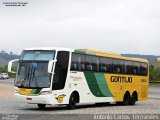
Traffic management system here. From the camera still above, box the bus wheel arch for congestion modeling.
[67,91,80,109]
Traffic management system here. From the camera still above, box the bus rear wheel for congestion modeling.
[129,92,137,105]
[117,92,130,105]
[37,104,46,109]
[123,92,130,105]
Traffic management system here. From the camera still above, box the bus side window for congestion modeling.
[80,64,85,70]
[71,53,86,71]
[71,62,77,70]
[140,63,148,76]
[79,54,85,71]
[86,55,99,72]
[124,61,133,74]
[100,65,107,72]
[113,59,123,74]
[71,54,79,71]
[86,64,93,71]
[99,57,112,73]
[133,62,140,75]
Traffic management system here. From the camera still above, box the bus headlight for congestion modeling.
[14,89,19,94]
[40,91,51,95]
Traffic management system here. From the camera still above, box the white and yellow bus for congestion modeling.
[8,47,149,109]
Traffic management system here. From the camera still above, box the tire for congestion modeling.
[123,92,130,105]
[129,92,137,105]
[117,92,130,105]
[67,93,77,109]
[37,104,46,109]
[116,102,123,105]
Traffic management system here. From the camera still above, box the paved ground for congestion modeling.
[0,79,160,115]
[149,86,160,100]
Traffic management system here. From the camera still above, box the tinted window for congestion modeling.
[71,54,85,71]
[53,51,69,90]
[124,61,133,74]
[99,57,112,73]
[140,63,148,76]
[86,55,99,71]
[71,53,85,71]
[71,53,148,76]
[113,59,123,74]
[71,54,78,70]
[133,62,140,75]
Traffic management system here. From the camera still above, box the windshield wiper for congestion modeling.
[31,68,35,81]
[32,68,39,87]
[27,67,30,81]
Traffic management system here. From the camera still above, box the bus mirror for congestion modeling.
[8,59,19,73]
[48,60,56,73]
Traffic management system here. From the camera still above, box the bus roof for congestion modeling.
[24,47,74,52]
[75,49,148,63]
[23,47,148,63]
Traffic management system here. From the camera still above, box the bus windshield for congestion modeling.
[15,50,55,88]
[20,50,54,61]
[15,62,52,88]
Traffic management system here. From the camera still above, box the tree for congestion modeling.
[149,65,155,81]
[155,67,160,81]
[0,65,7,73]
[149,64,160,81]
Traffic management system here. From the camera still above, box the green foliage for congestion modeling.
[11,66,17,72]
[0,65,16,78]
[149,64,160,81]
[0,65,8,73]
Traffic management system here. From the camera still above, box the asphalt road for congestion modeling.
[0,79,160,115]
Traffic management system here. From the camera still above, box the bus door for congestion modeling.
[52,51,69,90]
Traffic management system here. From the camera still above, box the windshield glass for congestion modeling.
[15,62,51,88]
[20,50,54,61]
[15,50,55,88]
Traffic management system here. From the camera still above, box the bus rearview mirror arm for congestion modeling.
[8,59,19,73]
[48,60,57,73]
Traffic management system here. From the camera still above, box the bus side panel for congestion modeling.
[68,72,115,104]
[104,74,149,102]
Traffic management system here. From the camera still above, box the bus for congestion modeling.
[8,47,149,109]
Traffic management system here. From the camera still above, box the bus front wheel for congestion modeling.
[67,93,77,109]
[37,104,46,109]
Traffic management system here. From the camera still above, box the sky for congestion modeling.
[0,0,160,55]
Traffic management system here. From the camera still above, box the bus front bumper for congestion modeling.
[14,93,54,105]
